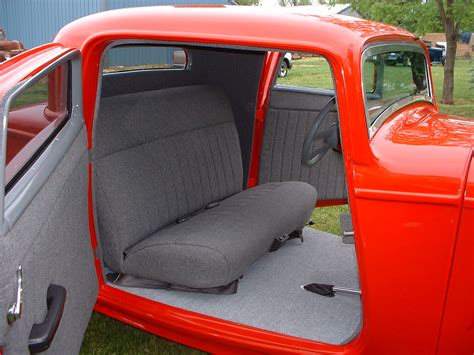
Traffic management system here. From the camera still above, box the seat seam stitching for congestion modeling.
[190,134,206,207]
[95,121,234,161]
[213,126,229,197]
[171,138,190,214]
[95,166,123,268]
[269,113,278,182]
[151,146,171,223]
[222,126,237,195]
[205,128,221,199]
[290,111,298,180]
[279,110,289,182]
[195,131,212,204]
[180,136,199,211]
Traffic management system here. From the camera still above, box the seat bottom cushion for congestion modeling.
[122,181,317,289]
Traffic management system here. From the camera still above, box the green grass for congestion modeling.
[10,79,48,109]
[80,313,204,355]
[310,205,350,235]
[431,59,474,118]
[80,56,473,354]
[278,56,334,89]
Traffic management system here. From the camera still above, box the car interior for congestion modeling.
[92,44,361,345]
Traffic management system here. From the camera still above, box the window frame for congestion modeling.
[273,51,336,92]
[0,50,82,235]
[361,43,433,138]
[5,62,72,191]
[102,43,192,75]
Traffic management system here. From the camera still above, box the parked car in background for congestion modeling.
[428,47,445,65]
[278,52,293,77]
[384,52,409,66]
[0,29,25,62]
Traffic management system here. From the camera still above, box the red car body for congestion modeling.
[1,6,473,354]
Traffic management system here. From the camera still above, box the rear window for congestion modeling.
[103,45,188,73]
[363,47,430,130]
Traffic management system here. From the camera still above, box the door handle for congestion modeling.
[28,284,66,353]
[7,265,23,324]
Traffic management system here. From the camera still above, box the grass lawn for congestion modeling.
[80,57,472,354]
[10,78,48,109]
[431,59,474,118]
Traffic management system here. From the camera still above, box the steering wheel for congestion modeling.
[301,96,340,167]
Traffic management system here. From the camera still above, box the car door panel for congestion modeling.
[0,49,97,354]
[0,129,96,354]
[258,86,347,201]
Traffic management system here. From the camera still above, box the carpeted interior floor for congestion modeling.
[112,228,362,345]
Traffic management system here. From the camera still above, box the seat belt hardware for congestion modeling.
[289,229,303,243]
[269,234,289,252]
[269,229,304,252]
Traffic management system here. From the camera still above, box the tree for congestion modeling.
[435,0,472,104]
[279,0,311,6]
[328,0,474,104]
[234,0,260,5]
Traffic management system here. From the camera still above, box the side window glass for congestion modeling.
[276,52,334,90]
[6,63,69,186]
[363,49,429,127]
[363,59,377,94]
[103,45,188,73]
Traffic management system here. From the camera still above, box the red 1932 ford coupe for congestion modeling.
[0,6,472,354]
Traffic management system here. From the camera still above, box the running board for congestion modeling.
[301,283,361,297]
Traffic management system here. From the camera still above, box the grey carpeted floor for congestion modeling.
[112,228,361,344]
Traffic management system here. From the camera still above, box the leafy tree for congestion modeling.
[279,0,312,6]
[234,0,260,5]
[435,0,472,103]
[328,0,474,104]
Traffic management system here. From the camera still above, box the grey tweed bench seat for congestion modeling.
[93,85,317,291]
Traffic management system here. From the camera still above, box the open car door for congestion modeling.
[0,45,97,354]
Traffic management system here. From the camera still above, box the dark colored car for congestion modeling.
[384,52,409,66]
[0,29,25,62]
[428,47,445,65]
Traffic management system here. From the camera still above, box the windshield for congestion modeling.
[363,47,430,128]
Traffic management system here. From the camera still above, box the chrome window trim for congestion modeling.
[361,43,433,139]
[368,94,432,137]
[0,50,82,235]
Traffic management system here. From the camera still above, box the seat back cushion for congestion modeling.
[93,85,243,271]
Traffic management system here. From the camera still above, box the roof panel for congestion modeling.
[54,6,414,54]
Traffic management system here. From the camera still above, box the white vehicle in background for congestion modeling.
[436,41,447,57]
[278,52,293,77]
